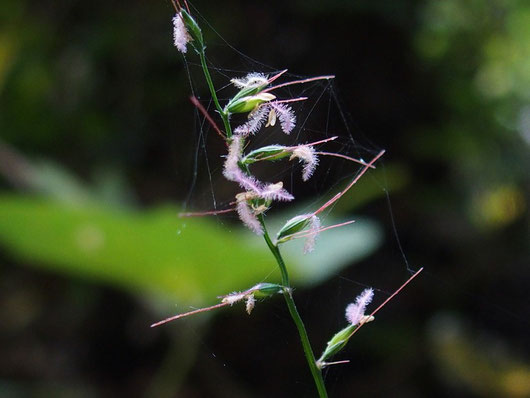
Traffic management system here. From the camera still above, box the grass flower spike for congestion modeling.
[345,288,374,326]
[153,5,423,397]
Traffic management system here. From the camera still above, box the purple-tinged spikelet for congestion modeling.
[236,199,263,235]
[345,288,374,326]
[303,215,321,253]
[270,102,296,134]
[291,145,319,181]
[172,13,191,54]
[224,136,294,202]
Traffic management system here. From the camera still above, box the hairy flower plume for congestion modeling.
[291,145,319,181]
[231,72,269,89]
[245,295,256,314]
[172,13,191,53]
[303,215,321,253]
[236,199,263,235]
[260,182,294,202]
[271,103,296,134]
[223,135,262,193]
[345,288,374,326]
[234,105,269,136]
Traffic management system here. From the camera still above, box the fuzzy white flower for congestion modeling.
[236,198,263,235]
[221,291,247,305]
[260,182,294,202]
[231,73,269,89]
[172,13,191,54]
[234,105,269,136]
[223,135,263,193]
[290,145,319,181]
[345,288,374,326]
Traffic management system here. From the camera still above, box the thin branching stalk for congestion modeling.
[197,51,233,137]
[259,214,328,398]
[163,9,422,397]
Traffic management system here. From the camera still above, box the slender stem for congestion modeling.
[258,215,328,398]
[197,50,233,138]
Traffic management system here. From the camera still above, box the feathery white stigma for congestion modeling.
[303,215,321,253]
[231,73,269,89]
[236,199,263,235]
[260,182,294,202]
[172,13,191,54]
[223,136,263,193]
[234,105,269,136]
[245,295,256,314]
[270,103,296,134]
[345,288,374,326]
[221,291,247,305]
[291,145,319,181]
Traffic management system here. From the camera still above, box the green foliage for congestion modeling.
[415,0,530,230]
[0,193,382,303]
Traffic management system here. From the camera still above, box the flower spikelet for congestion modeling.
[345,288,374,326]
[224,136,294,202]
[270,102,296,134]
[290,145,319,181]
[236,199,263,235]
[234,105,269,136]
[303,215,321,253]
[172,13,191,54]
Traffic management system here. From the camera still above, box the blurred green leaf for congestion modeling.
[0,194,271,304]
[0,194,381,305]
[27,159,97,205]
[282,216,381,285]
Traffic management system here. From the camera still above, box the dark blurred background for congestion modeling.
[1,0,529,397]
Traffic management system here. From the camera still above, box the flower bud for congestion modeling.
[276,214,313,243]
[251,283,284,298]
[317,324,356,367]
[242,145,289,165]
[229,76,269,106]
[225,93,276,114]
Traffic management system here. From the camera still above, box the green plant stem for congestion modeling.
[258,214,328,398]
[197,50,233,138]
